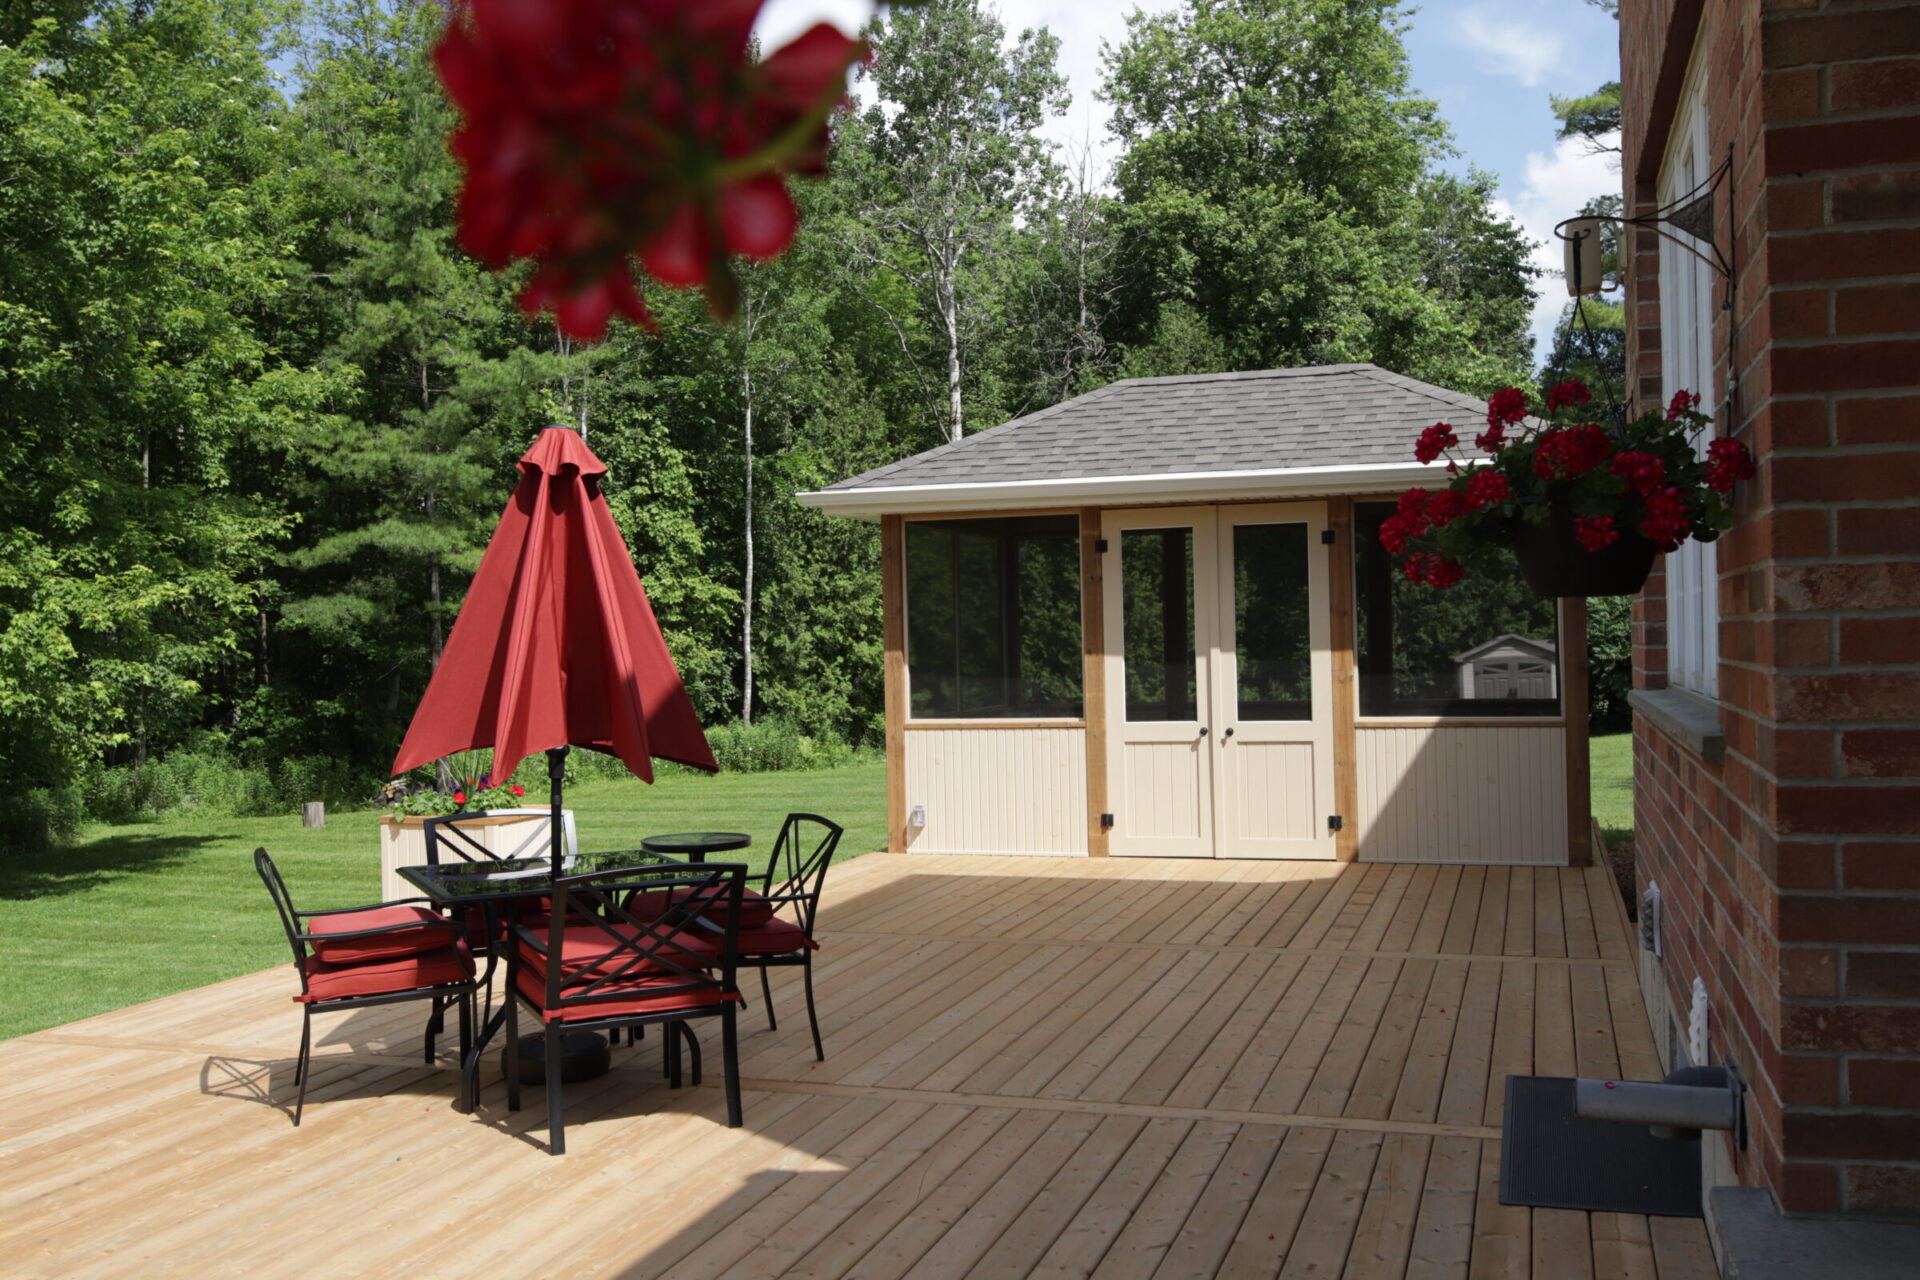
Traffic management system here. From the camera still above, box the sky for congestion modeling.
[754,0,1624,366]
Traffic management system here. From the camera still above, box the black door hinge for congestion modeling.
[1327,814,1344,832]
[1321,528,1336,544]
[1095,538,1110,553]
[1100,812,1115,829]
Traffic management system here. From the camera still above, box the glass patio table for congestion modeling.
[399,850,687,1109]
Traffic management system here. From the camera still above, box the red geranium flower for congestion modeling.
[1414,422,1458,465]
[1486,387,1529,427]
[1466,468,1510,509]
[435,0,867,339]
[1640,486,1692,551]
[509,784,525,797]
[1610,449,1666,494]
[452,790,468,806]
[1532,423,1611,481]
[1545,379,1593,411]
[1666,389,1702,420]
[1425,489,1471,529]
[1476,422,1510,454]
[1705,437,1755,491]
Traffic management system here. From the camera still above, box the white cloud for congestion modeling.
[1491,132,1623,359]
[754,0,872,50]
[1450,3,1568,89]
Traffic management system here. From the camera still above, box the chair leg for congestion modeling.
[721,1005,742,1129]
[504,998,522,1113]
[666,1021,682,1089]
[424,996,439,1065]
[803,953,824,1062]
[456,992,475,1112]
[545,1029,566,1156]
[681,1022,703,1087]
[293,1009,313,1127]
[759,964,777,1031]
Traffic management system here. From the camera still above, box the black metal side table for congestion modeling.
[639,832,751,864]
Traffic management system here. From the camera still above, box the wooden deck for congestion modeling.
[0,855,1718,1279]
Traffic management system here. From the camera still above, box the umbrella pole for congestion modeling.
[547,746,569,867]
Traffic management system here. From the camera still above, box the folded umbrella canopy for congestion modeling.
[392,425,716,861]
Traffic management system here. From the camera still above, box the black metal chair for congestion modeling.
[254,848,477,1125]
[737,813,842,1061]
[504,860,749,1155]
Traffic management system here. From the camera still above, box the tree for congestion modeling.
[1101,0,1536,393]
[0,0,303,834]
[844,0,1068,442]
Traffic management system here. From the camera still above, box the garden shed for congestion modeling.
[800,364,1592,866]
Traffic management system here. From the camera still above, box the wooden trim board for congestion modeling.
[1328,497,1360,862]
[1082,508,1109,856]
[1561,595,1593,867]
[883,513,908,852]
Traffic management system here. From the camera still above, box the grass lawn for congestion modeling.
[1591,731,1635,848]
[0,761,885,1042]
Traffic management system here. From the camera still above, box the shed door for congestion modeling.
[1212,503,1335,859]
[1102,503,1334,860]
[1102,508,1218,857]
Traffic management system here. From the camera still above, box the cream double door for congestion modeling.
[1101,503,1335,859]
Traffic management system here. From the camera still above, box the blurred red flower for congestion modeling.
[435,0,865,339]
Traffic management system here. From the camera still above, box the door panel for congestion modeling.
[1213,504,1336,859]
[1103,509,1216,857]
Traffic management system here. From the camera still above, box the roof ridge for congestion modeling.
[1105,363,1378,391]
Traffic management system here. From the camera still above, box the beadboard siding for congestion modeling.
[902,727,1088,855]
[1355,726,1569,864]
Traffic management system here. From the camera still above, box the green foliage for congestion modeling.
[79,746,363,823]
[703,718,867,774]
[1587,595,1634,733]
[1551,81,1622,155]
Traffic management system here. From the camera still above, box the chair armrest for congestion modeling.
[297,897,442,919]
[294,917,463,944]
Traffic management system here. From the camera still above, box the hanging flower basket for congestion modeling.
[1381,380,1755,598]
[1509,498,1659,597]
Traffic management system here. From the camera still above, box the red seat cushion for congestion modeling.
[736,918,819,956]
[516,922,723,983]
[626,886,777,929]
[296,942,475,1003]
[514,967,742,1024]
[307,905,454,963]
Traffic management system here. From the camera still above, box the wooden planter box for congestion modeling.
[378,811,569,903]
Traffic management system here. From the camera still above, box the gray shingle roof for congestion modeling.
[821,364,1486,492]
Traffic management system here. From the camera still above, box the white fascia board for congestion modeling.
[795,460,1447,519]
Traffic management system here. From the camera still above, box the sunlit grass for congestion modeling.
[1591,732,1634,848]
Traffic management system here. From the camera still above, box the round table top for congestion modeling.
[639,831,752,855]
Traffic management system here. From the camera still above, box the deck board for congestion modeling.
[0,856,1718,1278]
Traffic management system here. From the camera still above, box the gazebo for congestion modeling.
[801,364,1592,867]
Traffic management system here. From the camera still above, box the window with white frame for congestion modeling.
[1657,59,1719,699]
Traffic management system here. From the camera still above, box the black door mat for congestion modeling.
[1499,1075,1703,1218]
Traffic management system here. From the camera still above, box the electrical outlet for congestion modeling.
[908,803,927,829]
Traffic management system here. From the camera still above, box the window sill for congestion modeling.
[1629,687,1726,764]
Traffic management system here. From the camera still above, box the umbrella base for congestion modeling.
[502,1031,612,1085]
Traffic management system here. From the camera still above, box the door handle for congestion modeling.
[1197,726,1209,737]
[1222,727,1235,739]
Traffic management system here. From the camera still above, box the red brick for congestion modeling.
[1784,946,1840,996]
[1764,9,1920,70]
[1783,1053,1844,1107]
[1769,120,1920,176]
[1837,395,1920,446]
[1775,563,1920,611]
[1837,507,1920,557]
[1833,170,1920,224]
[1849,1057,1920,1107]
[1764,66,1824,120]
[1773,341,1920,393]
[1780,894,1920,944]
[1767,178,1827,232]
[1780,1160,1844,1213]
[1831,58,1920,113]
[1783,1109,1920,1160]
[1841,730,1920,779]
[1767,398,1832,449]
[1843,843,1920,891]
[1778,784,1920,834]
[1837,283,1920,336]
[1840,618,1920,666]
[1789,1002,1920,1054]
[1773,450,1920,502]
[1771,286,1831,339]
[1848,1166,1920,1215]
[1847,950,1920,999]
[1767,618,1832,667]
[1777,837,1838,887]
[1777,673,1920,721]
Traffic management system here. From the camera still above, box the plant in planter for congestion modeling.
[389,775,527,818]
[1381,380,1754,596]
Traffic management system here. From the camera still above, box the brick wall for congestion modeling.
[1622,0,1920,1218]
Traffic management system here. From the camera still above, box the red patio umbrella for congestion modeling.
[391,425,717,860]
